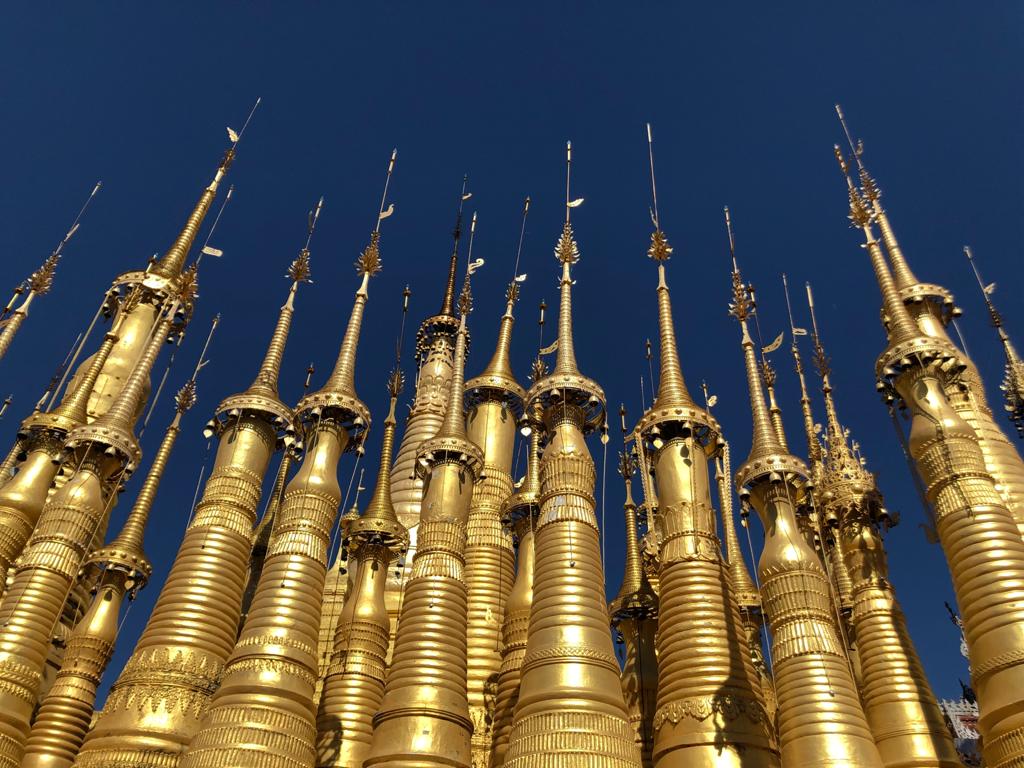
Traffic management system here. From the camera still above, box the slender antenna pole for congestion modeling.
[565,141,572,223]
[396,286,411,365]
[374,149,398,234]
[511,196,531,282]
[233,97,262,146]
[646,122,660,229]
[195,185,235,267]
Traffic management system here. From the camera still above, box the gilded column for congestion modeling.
[364,276,483,768]
[315,543,353,709]
[728,238,883,768]
[76,252,308,768]
[608,450,658,768]
[715,443,776,726]
[315,370,408,768]
[490,397,542,768]
[22,378,198,768]
[0,312,125,591]
[805,284,960,768]
[179,231,381,768]
[841,161,1024,768]
[385,186,469,654]
[0,296,179,768]
[240,451,292,634]
[463,280,525,767]
[63,144,233,423]
[636,223,775,768]
[504,157,640,767]
[837,107,1024,537]
[390,180,471,528]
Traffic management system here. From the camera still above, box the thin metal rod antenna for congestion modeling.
[53,181,102,258]
[233,97,262,146]
[374,149,398,234]
[142,336,183,437]
[305,196,325,251]
[646,123,660,229]
[47,295,107,410]
[565,141,573,224]
[36,331,82,411]
[965,245,1002,331]
[537,300,546,350]
[806,282,823,342]
[189,313,220,382]
[724,206,739,274]
[511,196,531,282]
[782,273,799,341]
[196,185,235,264]
[646,339,655,405]
[466,212,478,271]
[639,375,647,413]
[396,286,411,365]
[2,182,103,320]
[834,104,864,170]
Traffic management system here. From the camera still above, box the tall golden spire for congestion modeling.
[504,141,637,768]
[490,397,542,768]
[836,119,1024,537]
[0,294,179,768]
[76,209,317,768]
[179,154,392,768]
[803,285,960,768]
[23,355,205,768]
[728,209,883,768]
[180,156,391,768]
[842,147,1024,766]
[149,101,258,280]
[609,444,658,768]
[0,181,101,362]
[316,368,409,768]
[965,245,1024,438]
[633,129,774,768]
[835,104,921,291]
[715,442,776,725]
[365,252,483,768]
[463,201,529,767]
[715,442,758,608]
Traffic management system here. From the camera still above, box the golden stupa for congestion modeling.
[0,102,1016,768]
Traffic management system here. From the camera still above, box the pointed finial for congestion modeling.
[440,174,472,316]
[22,181,102,301]
[835,105,921,290]
[610,404,656,619]
[151,100,259,279]
[470,200,529,405]
[806,282,872,492]
[725,208,784,463]
[86,333,208,593]
[313,150,396,411]
[437,237,481,441]
[643,123,693,411]
[350,355,407,544]
[782,274,822,469]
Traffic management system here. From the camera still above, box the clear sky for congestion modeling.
[1,3,1021,704]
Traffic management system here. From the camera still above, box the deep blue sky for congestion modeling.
[2,4,1021,703]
